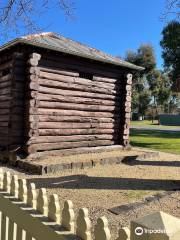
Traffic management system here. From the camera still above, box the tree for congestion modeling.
[125,44,178,119]
[147,70,172,115]
[125,44,156,118]
[160,20,180,91]
[0,0,74,39]
[161,0,180,20]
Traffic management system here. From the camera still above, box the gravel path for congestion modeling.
[0,149,180,238]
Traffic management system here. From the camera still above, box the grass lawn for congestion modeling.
[130,128,180,154]
[131,120,180,129]
[131,120,159,126]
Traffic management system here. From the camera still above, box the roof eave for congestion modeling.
[0,38,144,71]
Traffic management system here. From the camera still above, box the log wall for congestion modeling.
[0,52,26,150]
[24,52,132,154]
[0,48,132,156]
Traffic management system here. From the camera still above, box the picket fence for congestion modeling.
[0,168,180,240]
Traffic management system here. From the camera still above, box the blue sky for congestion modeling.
[1,0,169,69]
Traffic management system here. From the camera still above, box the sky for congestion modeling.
[1,0,170,69]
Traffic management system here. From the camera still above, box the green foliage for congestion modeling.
[160,20,180,88]
[125,44,156,116]
[125,43,178,116]
[126,44,156,74]
[137,45,156,74]
[138,90,151,116]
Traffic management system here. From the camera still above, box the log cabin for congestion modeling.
[0,32,143,158]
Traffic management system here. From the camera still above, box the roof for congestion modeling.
[0,32,144,71]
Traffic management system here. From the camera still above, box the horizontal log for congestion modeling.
[36,108,120,118]
[28,134,119,144]
[0,89,11,95]
[0,115,22,123]
[0,138,9,145]
[0,127,9,134]
[26,139,117,153]
[29,115,121,123]
[0,122,8,127]
[0,100,23,108]
[0,101,10,109]
[35,86,122,101]
[39,71,120,91]
[0,80,11,89]
[0,95,11,101]
[36,128,121,137]
[0,74,12,83]
[38,78,119,96]
[92,76,118,84]
[37,100,120,112]
[0,61,13,71]
[39,66,79,77]
[36,122,120,129]
[0,115,9,122]
[32,92,120,106]
[0,109,10,115]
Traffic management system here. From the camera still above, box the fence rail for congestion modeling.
[0,168,180,240]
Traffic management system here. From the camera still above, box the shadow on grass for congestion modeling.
[28,175,180,191]
[130,129,180,139]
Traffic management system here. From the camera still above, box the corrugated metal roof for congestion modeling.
[0,32,144,71]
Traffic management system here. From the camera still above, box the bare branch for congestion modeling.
[0,0,75,40]
[161,0,180,21]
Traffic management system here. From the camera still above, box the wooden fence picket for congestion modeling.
[18,179,28,203]
[8,219,15,240]
[1,213,8,240]
[116,227,130,240]
[48,194,61,224]
[94,216,111,240]
[62,200,75,233]
[37,188,48,216]
[3,172,11,193]
[0,169,3,189]
[10,175,19,198]
[27,183,37,210]
[76,208,92,240]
